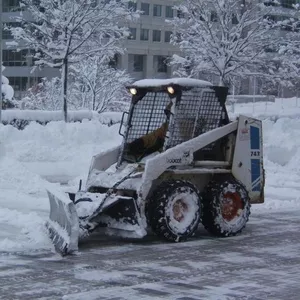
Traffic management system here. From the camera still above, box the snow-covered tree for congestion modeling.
[22,77,61,110]
[168,0,297,87]
[1,65,15,109]
[10,0,139,121]
[69,57,131,113]
[265,2,300,91]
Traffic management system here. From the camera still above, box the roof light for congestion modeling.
[167,86,175,94]
[129,88,137,95]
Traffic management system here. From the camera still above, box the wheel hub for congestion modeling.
[221,192,243,222]
[172,199,188,222]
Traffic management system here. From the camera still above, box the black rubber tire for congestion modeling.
[201,178,251,237]
[146,180,202,242]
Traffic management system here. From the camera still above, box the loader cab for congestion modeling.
[118,78,230,166]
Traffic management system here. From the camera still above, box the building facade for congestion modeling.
[120,0,180,80]
[2,0,181,99]
[1,0,300,99]
[2,0,59,99]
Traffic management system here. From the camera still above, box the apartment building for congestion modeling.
[1,0,300,98]
[2,0,59,99]
[120,0,180,79]
[1,0,181,99]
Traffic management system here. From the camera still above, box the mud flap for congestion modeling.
[46,188,79,255]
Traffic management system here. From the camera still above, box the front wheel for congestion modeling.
[201,178,251,237]
[147,180,202,242]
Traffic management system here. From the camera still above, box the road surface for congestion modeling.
[0,209,299,300]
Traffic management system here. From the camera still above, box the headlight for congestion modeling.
[129,88,137,95]
[167,86,175,94]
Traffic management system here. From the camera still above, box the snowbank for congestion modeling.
[227,97,300,121]
[0,120,123,252]
[1,110,123,127]
[0,157,52,252]
[2,109,97,123]
[0,120,122,182]
[250,117,300,212]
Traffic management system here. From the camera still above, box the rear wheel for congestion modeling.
[147,180,201,242]
[201,178,251,237]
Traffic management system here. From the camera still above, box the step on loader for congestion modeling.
[46,78,265,255]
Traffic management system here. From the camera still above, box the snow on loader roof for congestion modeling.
[132,78,213,88]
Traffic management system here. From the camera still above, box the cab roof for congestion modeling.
[131,78,213,88]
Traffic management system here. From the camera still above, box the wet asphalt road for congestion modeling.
[0,209,300,300]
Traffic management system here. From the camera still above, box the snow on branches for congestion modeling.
[168,0,300,89]
[10,0,139,120]
[69,56,131,113]
[23,58,131,112]
[23,77,62,111]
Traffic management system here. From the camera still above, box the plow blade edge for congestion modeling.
[46,187,79,255]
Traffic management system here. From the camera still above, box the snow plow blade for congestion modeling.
[46,187,79,256]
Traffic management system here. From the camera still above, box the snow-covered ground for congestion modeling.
[0,97,300,254]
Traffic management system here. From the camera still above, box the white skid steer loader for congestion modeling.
[46,78,265,255]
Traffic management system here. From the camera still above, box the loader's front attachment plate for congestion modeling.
[46,188,79,255]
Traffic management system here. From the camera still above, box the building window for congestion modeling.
[154,56,168,73]
[128,1,137,11]
[280,0,300,9]
[141,2,150,15]
[140,28,149,41]
[2,29,13,40]
[153,4,162,17]
[166,6,174,18]
[108,54,119,69]
[7,77,29,91]
[2,49,31,67]
[165,31,172,43]
[133,55,144,72]
[153,30,161,42]
[128,27,137,40]
[2,0,22,12]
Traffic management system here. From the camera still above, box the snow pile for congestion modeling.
[2,110,123,125]
[97,111,123,125]
[2,65,14,101]
[0,120,122,183]
[263,118,299,167]
[250,117,300,212]
[2,110,97,123]
[0,120,122,253]
[228,97,300,120]
[0,157,52,252]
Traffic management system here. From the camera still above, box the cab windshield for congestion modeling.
[123,91,172,162]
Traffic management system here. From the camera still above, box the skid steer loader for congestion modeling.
[46,78,265,255]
